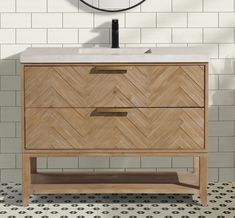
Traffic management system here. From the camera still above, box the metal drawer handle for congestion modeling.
[90,67,127,74]
[91,108,129,117]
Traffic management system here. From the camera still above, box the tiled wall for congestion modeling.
[0,0,234,182]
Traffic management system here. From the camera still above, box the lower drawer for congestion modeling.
[25,108,204,150]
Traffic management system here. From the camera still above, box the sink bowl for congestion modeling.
[77,48,151,55]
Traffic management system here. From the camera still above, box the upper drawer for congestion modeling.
[24,65,205,107]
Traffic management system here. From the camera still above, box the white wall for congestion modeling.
[0,0,234,182]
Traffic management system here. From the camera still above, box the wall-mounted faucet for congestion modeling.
[112,19,119,48]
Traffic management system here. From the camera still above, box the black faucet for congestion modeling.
[112,19,119,48]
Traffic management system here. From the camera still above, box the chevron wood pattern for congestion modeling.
[24,65,204,107]
[25,108,204,150]
[22,62,208,207]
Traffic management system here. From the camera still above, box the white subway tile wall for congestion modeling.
[0,0,234,182]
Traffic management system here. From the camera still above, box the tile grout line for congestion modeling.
[46,0,48,13]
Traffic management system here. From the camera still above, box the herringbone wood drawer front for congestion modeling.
[24,65,204,108]
[25,108,204,150]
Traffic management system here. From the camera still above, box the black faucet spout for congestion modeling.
[112,19,119,48]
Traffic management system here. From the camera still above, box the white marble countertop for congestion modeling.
[20,47,209,63]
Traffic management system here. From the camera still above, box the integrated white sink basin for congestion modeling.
[20,47,209,63]
[77,48,152,55]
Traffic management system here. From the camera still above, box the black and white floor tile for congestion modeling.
[0,182,234,218]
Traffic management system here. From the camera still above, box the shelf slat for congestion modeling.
[31,172,199,195]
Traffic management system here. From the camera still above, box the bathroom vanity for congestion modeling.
[20,47,209,206]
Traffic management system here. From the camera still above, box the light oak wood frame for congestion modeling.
[21,63,208,207]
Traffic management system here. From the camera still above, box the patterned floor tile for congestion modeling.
[0,182,234,218]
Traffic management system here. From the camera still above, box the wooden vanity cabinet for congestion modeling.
[21,63,208,206]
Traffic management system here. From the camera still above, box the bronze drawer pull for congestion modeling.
[91,108,129,117]
[90,67,127,74]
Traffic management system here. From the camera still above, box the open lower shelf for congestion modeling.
[31,171,199,195]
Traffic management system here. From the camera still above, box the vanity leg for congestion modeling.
[193,156,199,175]
[31,157,37,173]
[199,154,208,206]
[22,154,31,207]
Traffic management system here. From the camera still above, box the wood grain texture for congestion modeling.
[21,63,208,206]
[21,64,25,154]
[24,65,204,107]
[200,153,208,206]
[31,172,199,194]
[22,154,31,207]
[204,64,208,151]
[23,150,208,156]
[25,108,204,150]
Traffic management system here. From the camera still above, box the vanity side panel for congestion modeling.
[21,64,26,152]
[204,63,208,151]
